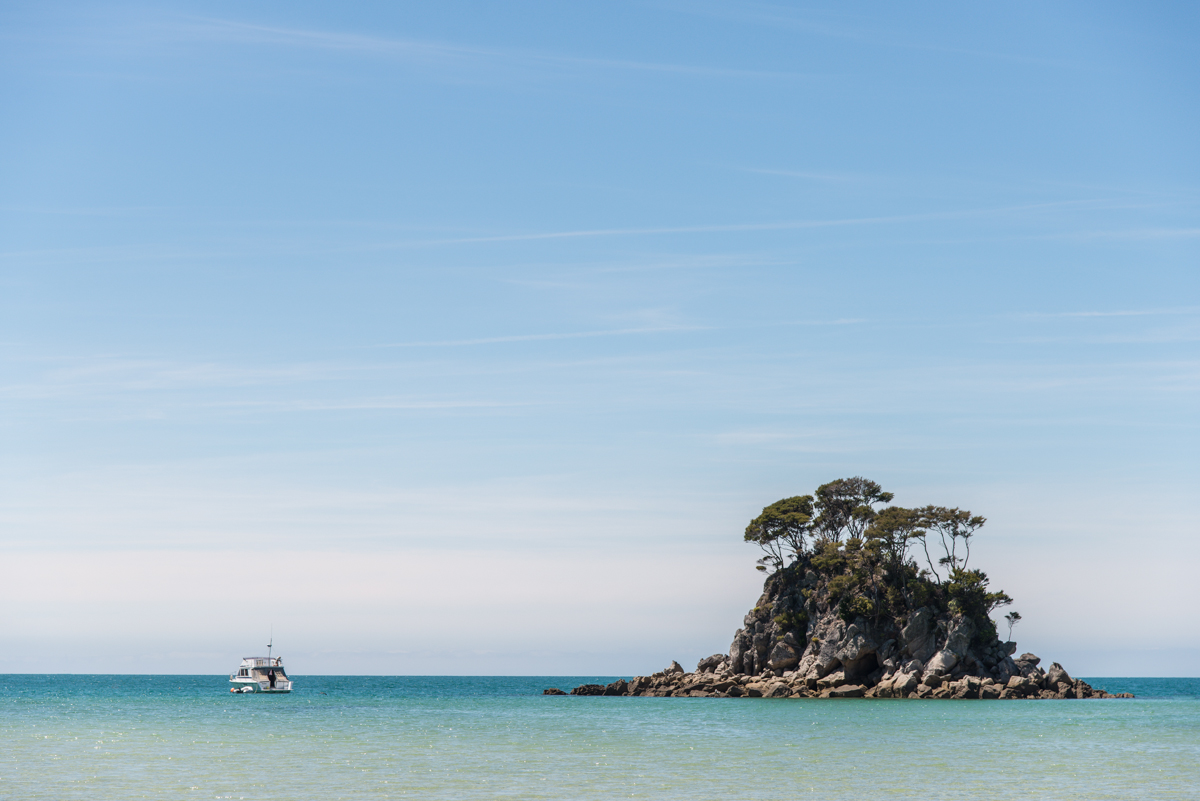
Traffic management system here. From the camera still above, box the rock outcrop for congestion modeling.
[556,560,1132,701]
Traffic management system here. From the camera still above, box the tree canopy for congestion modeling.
[744,477,1012,640]
[743,495,813,572]
[813,477,894,543]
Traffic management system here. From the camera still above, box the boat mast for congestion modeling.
[267,625,273,666]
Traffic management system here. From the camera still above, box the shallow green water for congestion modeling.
[2,676,1196,799]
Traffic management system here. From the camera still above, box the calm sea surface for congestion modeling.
[2,675,1196,799]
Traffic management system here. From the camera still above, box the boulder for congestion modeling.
[1045,662,1071,687]
[925,650,958,675]
[823,684,865,698]
[603,679,628,696]
[892,672,920,695]
[1005,675,1033,696]
[871,676,896,698]
[752,632,771,670]
[901,607,938,662]
[795,653,820,680]
[811,617,848,676]
[816,671,846,690]
[836,623,880,681]
[665,660,685,676]
[944,618,975,659]
[570,684,606,696]
[1014,655,1043,680]
[729,635,749,674]
[767,641,800,671]
[542,688,566,695]
[836,624,878,663]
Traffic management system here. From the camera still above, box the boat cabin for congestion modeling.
[229,656,292,693]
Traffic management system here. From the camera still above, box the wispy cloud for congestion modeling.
[1047,227,1200,241]
[1003,331,1200,346]
[672,1,1086,69]
[0,204,166,217]
[374,318,862,349]
[1020,307,1200,319]
[743,167,870,183]
[167,16,815,82]
[385,199,1109,248]
[207,397,528,412]
[375,325,705,349]
[0,357,359,401]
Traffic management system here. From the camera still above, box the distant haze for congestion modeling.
[1,1,1197,676]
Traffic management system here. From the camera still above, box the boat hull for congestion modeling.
[229,678,292,693]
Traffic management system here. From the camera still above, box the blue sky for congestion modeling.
[1,1,1198,675]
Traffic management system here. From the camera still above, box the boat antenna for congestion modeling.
[268,625,273,665]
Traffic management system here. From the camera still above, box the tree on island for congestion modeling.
[813,477,894,543]
[745,477,1012,644]
[1005,610,1022,640]
[915,505,986,582]
[743,495,814,572]
[561,474,1129,701]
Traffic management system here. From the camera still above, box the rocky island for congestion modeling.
[553,477,1131,701]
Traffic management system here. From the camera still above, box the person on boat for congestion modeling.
[268,669,276,689]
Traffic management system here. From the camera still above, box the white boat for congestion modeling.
[229,639,293,693]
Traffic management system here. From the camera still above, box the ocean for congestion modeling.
[2,675,1196,799]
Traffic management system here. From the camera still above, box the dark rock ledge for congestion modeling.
[552,652,1131,700]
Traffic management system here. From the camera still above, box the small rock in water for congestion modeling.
[569,684,606,696]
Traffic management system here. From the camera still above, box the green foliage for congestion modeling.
[813,477,894,543]
[773,610,808,637]
[885,585,905,614]
[827,573,856,601]
[946,567,1012,636]
[844,595,875,620]
[973,616,1000,649]
[744,495,815,571]
[865,506,924,567]
[1005,611,1022,640]
[741,477,1015,636]
[915,505,986,581]
[810,540,846,574]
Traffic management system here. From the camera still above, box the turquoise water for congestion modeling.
[2,676,1196,799]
